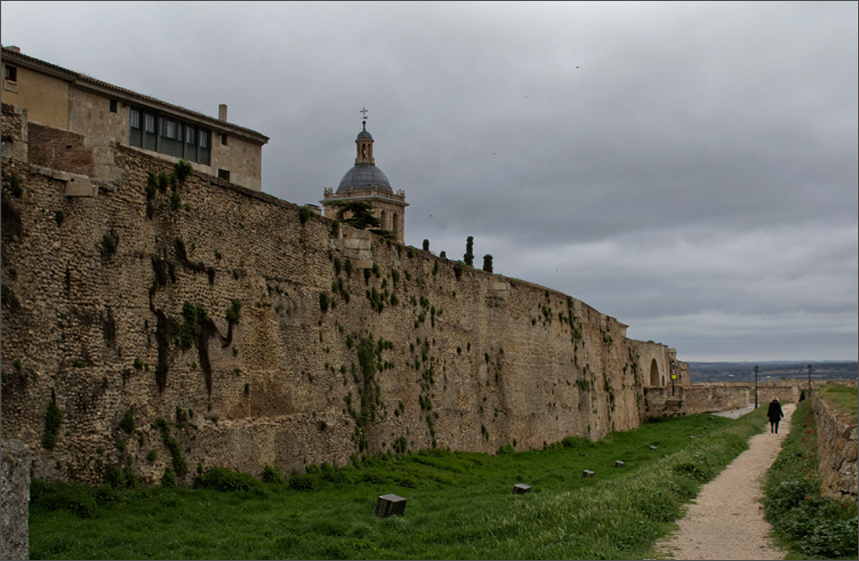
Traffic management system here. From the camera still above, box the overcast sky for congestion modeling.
[3,1,857,363]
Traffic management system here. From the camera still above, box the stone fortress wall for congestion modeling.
[811,389,858,500]
[1,103,687,485]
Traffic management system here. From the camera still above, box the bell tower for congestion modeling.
[355,121,374,165]
[321,107,408,243]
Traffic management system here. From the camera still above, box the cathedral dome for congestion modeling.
[336,164,392,193]
[356,129,373,140]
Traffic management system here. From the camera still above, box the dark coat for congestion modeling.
[767,400,784,423]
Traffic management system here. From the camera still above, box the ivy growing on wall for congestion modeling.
[42,399,63,450]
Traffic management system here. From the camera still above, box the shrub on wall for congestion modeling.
[42,400,63,450]
[299,206,311,225]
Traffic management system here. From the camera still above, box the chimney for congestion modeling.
[218,104,228,122]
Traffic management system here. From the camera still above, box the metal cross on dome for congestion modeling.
[360,106,368,124]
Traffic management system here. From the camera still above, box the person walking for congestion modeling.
[767,397,784,434]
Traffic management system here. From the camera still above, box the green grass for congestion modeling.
[30,410,766,560]
[762,399,858,560]
[818,384,858,417]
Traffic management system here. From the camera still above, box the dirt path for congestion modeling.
[654,403,796,560]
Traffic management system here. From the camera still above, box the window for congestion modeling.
[218,169,230,181]
[109,99,117,113]
[220,133,228,145]
[128,106,210,165]
[4,65,17,82]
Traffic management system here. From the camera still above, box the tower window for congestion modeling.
[220,133,228,145]
[109,99,117,113]
[4,65,17,82]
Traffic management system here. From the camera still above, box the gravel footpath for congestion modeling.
[653,403,796,560]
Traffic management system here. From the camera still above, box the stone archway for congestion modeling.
[650,359,660,386]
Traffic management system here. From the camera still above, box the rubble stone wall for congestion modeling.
[812,392,858,500]
[2,104,684,485]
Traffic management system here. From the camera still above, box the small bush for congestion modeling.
[118,409,135,433]
[288,473,319,491]
[31,481,96,518]
[225,299,242,325]
[175,160,193,183]
[299,206,311,225]
[99,233,117,256]
[261,465,286,484]
[194,467,265,495]
[319,292,330,312]
[54,210,65,226]
[161,466,178,487]
[4,173,23,197]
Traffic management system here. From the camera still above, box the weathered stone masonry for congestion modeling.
[1,103,687,485]
[812,392,858,500]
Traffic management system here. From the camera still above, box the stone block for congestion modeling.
[1,440,31,561]
[375,494,407,517]
[513,483,531,494]
[582,469,595,478]
[614,461,624,468]
[65,177,97,197]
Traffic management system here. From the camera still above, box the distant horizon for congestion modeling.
[685,358,858,364]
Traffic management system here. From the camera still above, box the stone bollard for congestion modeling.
[375,494,407,517]
[512,483,531,494]
[614,461,625,468]
[1,440,32,561]
[582,469,595,478]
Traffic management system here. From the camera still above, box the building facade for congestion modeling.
[321,120,407,243]
[1,45,268,191]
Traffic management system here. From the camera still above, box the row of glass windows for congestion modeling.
[129,107,211,165]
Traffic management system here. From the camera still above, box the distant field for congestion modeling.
[29,409,766,560]
[689,361,858,384]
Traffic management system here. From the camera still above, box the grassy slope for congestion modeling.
[30,409,766,560]
[818,384,858,417]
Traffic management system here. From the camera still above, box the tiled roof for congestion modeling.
[1,46,269,144]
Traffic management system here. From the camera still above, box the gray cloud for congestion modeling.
[2,1,855,361]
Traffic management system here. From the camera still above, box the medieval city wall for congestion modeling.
[644,381,808,418]
[2,104,682,485]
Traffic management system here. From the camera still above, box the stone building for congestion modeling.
[1,45,268,190]
[321,118,408,243]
